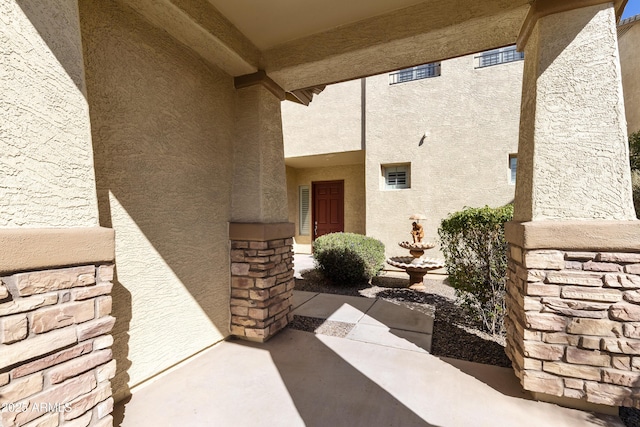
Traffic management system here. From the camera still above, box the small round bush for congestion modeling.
[313,233,385,285]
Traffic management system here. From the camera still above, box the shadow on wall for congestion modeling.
[15,0,88,94]
[110,270,132,424]
[78,0,236,410]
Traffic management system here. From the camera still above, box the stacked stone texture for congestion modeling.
[230,238,294,341]
[506,246,640,408]
[0,264,116,427]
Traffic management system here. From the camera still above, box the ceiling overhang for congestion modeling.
[285,150,364,169]
[122,0,629,95]
[263,2,530,91]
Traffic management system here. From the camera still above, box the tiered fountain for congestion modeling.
[386,214,445,287]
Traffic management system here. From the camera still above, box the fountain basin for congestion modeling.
[386,256,444,271]
[386,256,445,287]
[398,241,435,251]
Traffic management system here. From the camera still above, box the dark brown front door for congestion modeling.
[312,180,344,240]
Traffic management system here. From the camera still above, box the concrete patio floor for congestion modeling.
[114,291,624,427]
[292,290,434,353]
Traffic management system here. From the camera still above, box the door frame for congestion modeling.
[311,180,345,243]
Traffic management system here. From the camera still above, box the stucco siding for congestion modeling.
[366,55,522,257]
[80,1,234,401]
[514,5,635,221]
[287,164,365,253]
[0,0,99,227]
[232,85,289,223]
[283,79,363,158]
[286,166,299,240]
[620,22,640,135]
[283,53,522,259]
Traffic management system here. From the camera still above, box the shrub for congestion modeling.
[629,130,640,173]
[634,179,640,220]
[438,204,513,336]
[630,131,640,219]
[313,232,385,285]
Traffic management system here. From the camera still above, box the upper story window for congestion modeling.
[476,45,524,69]
[389,63,441,85]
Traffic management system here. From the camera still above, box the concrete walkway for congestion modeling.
[292,290,434,353]
[293,253,315,279]
[114,291,624,427]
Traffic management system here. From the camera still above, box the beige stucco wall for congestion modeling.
[232,85,288,223]
[514,4,635,222]
[80,1,234,401]
[365,55,522,258]
[1,0,99,227]
[283,79,363,157]
[620,21,640,135]
[283,53,522,259]
[286,164,366,253]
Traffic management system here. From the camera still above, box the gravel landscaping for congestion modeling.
[292,266,640,427]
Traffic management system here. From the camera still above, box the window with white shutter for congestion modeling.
[299,186,310,235]
[382,164,410,190]
[509,154,517,185]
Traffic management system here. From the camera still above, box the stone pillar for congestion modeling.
[0,229,116,426]
[230,72,294,341]
[507,1,640,410]
[229,223,295,342]
[505,222,640,410]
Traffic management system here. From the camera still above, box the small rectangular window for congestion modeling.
[389,63,441,85]
[299,186,310,235]
[476,45,524,69]
[382,164,410,190]
[509,154,517,185]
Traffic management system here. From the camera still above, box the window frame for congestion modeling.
[382,164,411,190]
[509,154,518,185]
[299,185,310,235]
[389,63,441,85]
[476,45,524,69]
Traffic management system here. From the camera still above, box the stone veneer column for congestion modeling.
[505,222,640,410]
[229,72,295,342]
[229,223,295,342]
[508,0,639,411]
[0,228,116,426]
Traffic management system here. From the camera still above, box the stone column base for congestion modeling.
[229,223,295,342]
[0,228,116,427]
[505,221,640,409]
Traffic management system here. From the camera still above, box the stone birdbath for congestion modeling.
[386,213,445,287]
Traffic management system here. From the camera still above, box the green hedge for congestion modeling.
[438,204,513,335]
[630,131,640,219]
[313,232,385,285]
